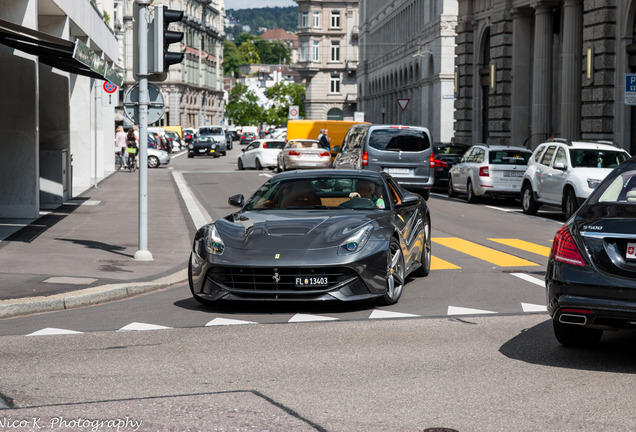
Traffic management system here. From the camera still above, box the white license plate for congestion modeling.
[627,242,636,260]
[503,171,524,177]
[295,276,329,287]
[387,168,409,175]
[199,149,206,153]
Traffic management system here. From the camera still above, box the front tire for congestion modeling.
[377,239,405,306]
[521,184,539,215]
[414,217,431,277]
[553,319,603,347]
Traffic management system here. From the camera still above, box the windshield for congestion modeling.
[569,149,629,168]
[488,150,531,165]
[244,176,389,210]
[199,127,223,135]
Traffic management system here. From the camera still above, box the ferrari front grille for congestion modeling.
[206,266,357,293]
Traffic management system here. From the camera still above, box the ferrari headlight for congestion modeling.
[205,225,225,255]
[188,144,194,149]
[338,225,373,255]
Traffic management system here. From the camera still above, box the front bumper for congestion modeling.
[189,243,388,303]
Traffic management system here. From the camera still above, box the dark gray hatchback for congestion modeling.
[333,124,434,199]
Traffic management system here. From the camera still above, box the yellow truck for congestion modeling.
[286,120,370,157]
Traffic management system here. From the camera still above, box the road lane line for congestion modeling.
[432,237,539,267]
[510,272,545,287]
[172,170,213,228]
[488,238,551,257]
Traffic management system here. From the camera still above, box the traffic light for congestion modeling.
[152,4,184,73]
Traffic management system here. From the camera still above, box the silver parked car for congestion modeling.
[333,124,435,199]
[277,139,332,172]
[147,147,170,168]
[448,144,532,202]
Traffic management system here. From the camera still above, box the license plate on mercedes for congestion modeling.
[295,276,329,287]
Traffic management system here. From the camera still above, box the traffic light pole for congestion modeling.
[134,0,153,261]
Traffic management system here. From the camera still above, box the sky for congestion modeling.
[225,0,297,10]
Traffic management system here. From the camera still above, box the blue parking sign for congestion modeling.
[625,74,636,105]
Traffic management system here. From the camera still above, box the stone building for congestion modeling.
[455,0,636,154]
[117,0,225,129]
[357,0,458,142]
[295,0,359,120]
[0,0,121,219]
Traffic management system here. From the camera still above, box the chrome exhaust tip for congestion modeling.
[559,313,588,325]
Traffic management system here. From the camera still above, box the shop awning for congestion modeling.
[0,18,123,86]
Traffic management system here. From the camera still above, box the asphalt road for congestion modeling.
[2,143,633,431]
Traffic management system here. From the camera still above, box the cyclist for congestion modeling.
[125,129,138,172]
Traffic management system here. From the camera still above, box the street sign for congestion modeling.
[102,81,119,107]
[397,99,410,111]
[288,105,300,119]
[625,74,636,105]
[123,83,165,124]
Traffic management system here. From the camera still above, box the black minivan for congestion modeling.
[333,124,434,199]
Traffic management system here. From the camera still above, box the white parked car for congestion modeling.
[147,147,170,168]
[238,139,285,170]
[521,138,631,218]
[448,144,532,202]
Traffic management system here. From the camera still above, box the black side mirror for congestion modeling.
[228,194,245,207]
[396,192,421,207]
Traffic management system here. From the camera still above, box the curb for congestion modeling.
[0,269,188,319]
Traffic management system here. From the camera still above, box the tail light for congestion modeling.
[262,143,267,149]
[362,151,369,166]
[288,151,301,156]
[479,166,490,177]
[550,225,585,266]
[431,154,449,168]
[319,151,330,157]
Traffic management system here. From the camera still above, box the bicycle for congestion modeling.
[115,150,125,170]
[126,148,137,172]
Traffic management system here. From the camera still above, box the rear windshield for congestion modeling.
[488,150,531,165]
[199,127,224,135]
[590,169,636,204]
[569,149,630,168]
[368,128,430,152]
[434,143,470,157]
[264,141,285,149]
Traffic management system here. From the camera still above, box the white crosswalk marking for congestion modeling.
[27,328,83,336]
[205,318,256,326]
[288,314,338,323]
[118,322,173,332]
[447,306,497,316]
[521,303,548,312]
[369,310,419,319]
[510,272,545,287]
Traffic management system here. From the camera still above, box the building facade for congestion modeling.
[295,0,359,121]
[357,0,458,142]
[118,0,225,129]
[0,0,121,219]
[455,0,636,155]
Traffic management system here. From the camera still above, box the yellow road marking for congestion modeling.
[431,256,461,270]
[432,237,539,267]
[488,238,551,257]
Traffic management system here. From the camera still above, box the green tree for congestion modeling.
[238,42,260,65]
[226,83,265,126]
[265,82,306,125]
[223,40,241,77]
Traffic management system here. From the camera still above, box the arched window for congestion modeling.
[327,108,343,120]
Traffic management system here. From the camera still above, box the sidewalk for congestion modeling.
[0,162,196,319]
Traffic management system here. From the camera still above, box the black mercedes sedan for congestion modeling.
[546,156,636,347]
[188,169,432,305]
